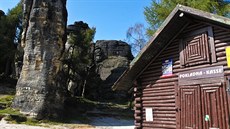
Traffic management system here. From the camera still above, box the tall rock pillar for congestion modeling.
[12,0,67,119]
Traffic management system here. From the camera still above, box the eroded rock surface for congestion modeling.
[13,0,67,119]
[94,40,133,100]
[95,40,133,62]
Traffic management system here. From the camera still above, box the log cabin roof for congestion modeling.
[112,4,230,91]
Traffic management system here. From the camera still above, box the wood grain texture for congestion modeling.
[134,21,230,128]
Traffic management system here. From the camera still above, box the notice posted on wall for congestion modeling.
[145,108,153,121]
[226,46,230,67]
[162,58,173,77]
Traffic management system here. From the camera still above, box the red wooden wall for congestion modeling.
[134,21,230,129]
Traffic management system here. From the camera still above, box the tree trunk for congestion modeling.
[4,58,11,76]
[12,0,68,119]
[81,78,87,98]
[81,67,90,98]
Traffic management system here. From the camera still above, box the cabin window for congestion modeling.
[179,26,216,67]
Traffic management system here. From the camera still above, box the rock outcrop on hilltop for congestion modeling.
[13,0,67,119]
[0,10,4,17]
[94,40,133,100]
[94,40,133,62]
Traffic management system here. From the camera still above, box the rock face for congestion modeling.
[95,40,133,62]
[94,40,133,100]
[98,56,129,81]
[12,0,67,119]
[0,10,4,17]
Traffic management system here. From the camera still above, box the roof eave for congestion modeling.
[113,4,230,91]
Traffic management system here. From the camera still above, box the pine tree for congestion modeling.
[0,2,22,77]
[64,21,96,98]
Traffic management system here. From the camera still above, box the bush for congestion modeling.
[5,114,27,123]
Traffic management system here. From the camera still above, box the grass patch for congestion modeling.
[63,96,133,122]
[0,95,21,119]
[64,97,93,123]
[0,95,14,107]
[65,97,99,106]
[5,114,27,123]
[0,95,30,125]
[0,95,74,126]
[0,95,132,126]
[0,95,26,124]
[22,119,60,126]
[0,107,21,115]
[22,118,39,126]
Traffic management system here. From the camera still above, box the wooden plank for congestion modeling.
[207,26,217,63]
[217,85,223,129]
[142,123,176,128]
[141,77,178,84]
[179,39,185,66]
[153,117,176,121]
[152,110,176,114]
[141,95,175,101]
[142,88,175,94]
[136,23,230,128]
[144,83,176,88]
[142,99,175,104]
[142,92,175,97]
[222,81,229,128]
[214,37,230,43]
[215,42,229,47]
[142,86,175,92]
[142,103,175,107]
[175,82,180,129]
[214,33,230,40]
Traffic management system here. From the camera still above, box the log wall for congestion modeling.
[134,21,230,129]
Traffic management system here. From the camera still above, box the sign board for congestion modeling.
[162,58,173,77]
[178,66,224,85]
[145,108,153,121]
[226,47,230,67]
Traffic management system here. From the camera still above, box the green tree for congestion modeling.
[0,2,22,77]
[144,0,230,36]
[64,21,96,98]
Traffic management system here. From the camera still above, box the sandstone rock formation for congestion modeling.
[94,40,133,62]
[94,40,133,100]
[12,0,67,119]
[0,10,4,17]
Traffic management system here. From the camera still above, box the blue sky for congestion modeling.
[0,0,151,42]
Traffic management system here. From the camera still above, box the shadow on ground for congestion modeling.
[89,116,133,126]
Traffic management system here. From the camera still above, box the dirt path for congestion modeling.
[0,117,134,129]
[0,119,49,129]
[0,84,134,129]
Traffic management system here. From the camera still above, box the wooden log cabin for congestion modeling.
[113,5,230,129]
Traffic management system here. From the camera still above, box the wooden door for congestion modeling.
[177,85,202,129]
[200,83,229,129]
[177,83,229,129]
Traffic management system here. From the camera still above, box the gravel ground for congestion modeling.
[0,124,49,129]
[0,87,134,129]
[0,119,49,129]
[0,117,134,129]
[91,117,134,129]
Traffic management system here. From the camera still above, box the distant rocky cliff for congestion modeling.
[65,22,133,101]
[94,40,133,100]
[94,40,133,62]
